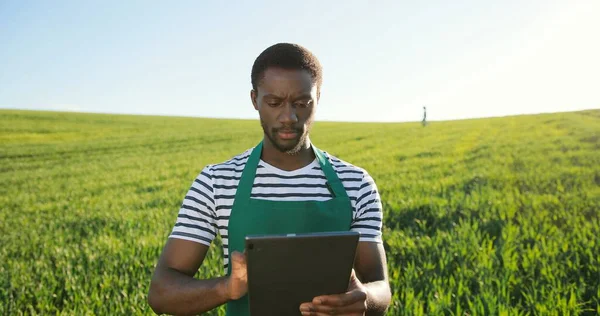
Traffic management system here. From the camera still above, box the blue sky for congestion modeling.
[1,1,598,122]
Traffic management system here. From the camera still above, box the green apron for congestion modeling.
[225,141,354,316]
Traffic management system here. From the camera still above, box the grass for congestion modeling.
[1,108,599,315]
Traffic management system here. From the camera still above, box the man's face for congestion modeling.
[251,67,318,154]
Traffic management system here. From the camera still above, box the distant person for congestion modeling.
[148,43,391,315]
[422,106,427,127]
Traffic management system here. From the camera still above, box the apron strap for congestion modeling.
[313,146,349,199]
[234,142,263,203]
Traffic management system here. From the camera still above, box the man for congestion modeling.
[148,43,391,316]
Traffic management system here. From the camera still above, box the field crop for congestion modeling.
[1,109,599,315]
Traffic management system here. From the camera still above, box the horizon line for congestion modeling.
[1,106,598,124]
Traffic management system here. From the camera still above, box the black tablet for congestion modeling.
[245,231,360,316]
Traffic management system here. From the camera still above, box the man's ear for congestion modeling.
[251,89,258,111]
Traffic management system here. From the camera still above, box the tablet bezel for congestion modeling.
[244,231,360,315]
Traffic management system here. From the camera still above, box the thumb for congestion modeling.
[348,269,363,291]
[350,269,359,281]
[231,251,246,263]
[348,269,361,290]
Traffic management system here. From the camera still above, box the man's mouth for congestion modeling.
[276,129,299,140]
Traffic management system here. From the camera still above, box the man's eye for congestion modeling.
[294,102,310,108]
[267,102,280,107]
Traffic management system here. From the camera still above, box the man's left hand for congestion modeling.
[299,270,368,316]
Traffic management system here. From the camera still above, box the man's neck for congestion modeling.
[260,137,315,172]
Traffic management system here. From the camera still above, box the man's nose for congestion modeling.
[279,103,298,124]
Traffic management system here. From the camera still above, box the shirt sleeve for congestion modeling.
[169,165,217,246]
[351,171,383,243]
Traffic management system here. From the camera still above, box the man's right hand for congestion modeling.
[225,251,248,300]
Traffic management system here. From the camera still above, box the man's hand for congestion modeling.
[224,251,248,300]
[299,270,368,316]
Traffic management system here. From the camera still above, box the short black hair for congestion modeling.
[251,43,323,93]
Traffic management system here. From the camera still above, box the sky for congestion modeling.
[1,0,598,122]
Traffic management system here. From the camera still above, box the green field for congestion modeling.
[1,109,599,315]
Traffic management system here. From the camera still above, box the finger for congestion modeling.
[300,302,336,314]
[300,310,335,316]
[314,290,366,307]
[300,301,365,315]
[300,310,339,316]
[300,303,337,315]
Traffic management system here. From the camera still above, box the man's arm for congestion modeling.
[147,238,247,315]
[299,168,390,316]
[147,165,249,315]
[351,171,390,315]
[354,241,391,316]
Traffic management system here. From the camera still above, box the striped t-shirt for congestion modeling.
[169,146,383,271]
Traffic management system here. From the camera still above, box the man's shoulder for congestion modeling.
[206,148,254,171]
[195,147,255,182]
[321,151,371,179]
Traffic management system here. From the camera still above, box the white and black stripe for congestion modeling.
[169,147,383,271]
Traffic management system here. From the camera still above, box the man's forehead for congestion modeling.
[259,68,316,88]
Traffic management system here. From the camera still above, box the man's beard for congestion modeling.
[261,120,309,155]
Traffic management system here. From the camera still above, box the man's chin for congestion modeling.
[276,143,300,153]
[273,138,302,153]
